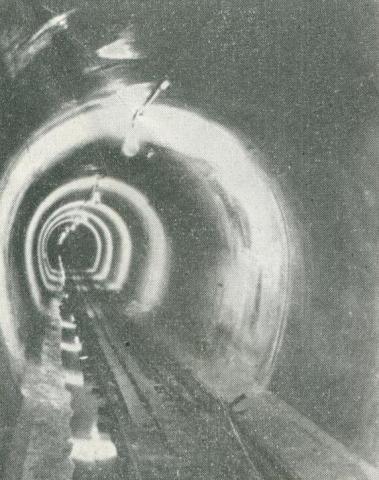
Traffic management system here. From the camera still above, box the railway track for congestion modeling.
[59,286,377,480]
[60,287,266,480]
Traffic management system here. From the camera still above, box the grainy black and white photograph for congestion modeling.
[0,1,377,479]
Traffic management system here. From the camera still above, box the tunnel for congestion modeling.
[0,1,377,479]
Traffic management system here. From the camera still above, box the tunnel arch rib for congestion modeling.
[36,200,129,295]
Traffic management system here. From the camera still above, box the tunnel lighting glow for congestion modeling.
[69,424,117,463]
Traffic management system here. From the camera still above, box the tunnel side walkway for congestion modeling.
[4,301,74,480]
[104,306,378,480]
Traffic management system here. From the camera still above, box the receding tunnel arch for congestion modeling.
[29,197,133,307]
[35,201,128,295]
[25,176,167,315]
[44,217,104,275]
[41,215,106,286]
[55,222,99,274]
[0,81,297,396]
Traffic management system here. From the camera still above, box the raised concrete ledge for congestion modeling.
[231,391,378,480]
